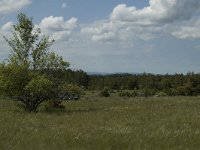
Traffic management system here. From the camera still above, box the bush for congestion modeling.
[131,90,138,97]
[23,75,55,111]
[155,91,167,97]
[0,64,56,111]
[144,88,156,97]
[99,87,110,97]
[118,90,138,98]
[118,91,132,97]
[59,83,83,100]
[162,88,178,96]
[42,99,65,112]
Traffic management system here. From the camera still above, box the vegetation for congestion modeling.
[99,86,110,97]
[0,13,69,111]
[1,96,200,149]
[88,73,200,96]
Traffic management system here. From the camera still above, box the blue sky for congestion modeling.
[0,0,200,74]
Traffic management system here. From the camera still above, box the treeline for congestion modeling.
[87,73,200,96]
[52,70,200,96]
[40,69,89,88]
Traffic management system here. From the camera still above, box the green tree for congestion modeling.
[0,13,69,111]
[3,13,69,70]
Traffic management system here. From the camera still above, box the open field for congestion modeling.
[1,96,200,150]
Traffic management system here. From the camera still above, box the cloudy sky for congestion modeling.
[0,0,200,74]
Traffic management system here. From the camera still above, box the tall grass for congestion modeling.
[1,96,200,149]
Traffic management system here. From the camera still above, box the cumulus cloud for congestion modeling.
[81,20,159,42]
[81,21,121,42]
[37,16,78,41]
[0,0,31,15]
[172,18,200,39]
[81,0,200,42]
[0,16,78,43]
[110,0,200,25]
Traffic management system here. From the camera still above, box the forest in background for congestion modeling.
[54,69,200,97]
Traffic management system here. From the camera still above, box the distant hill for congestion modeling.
[87,72,112,76]
[87,72,139,76]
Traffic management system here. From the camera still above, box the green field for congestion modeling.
[1,96,200,150]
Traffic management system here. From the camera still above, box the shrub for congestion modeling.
[99,87,110,97]
[42,99,65,112]
[23,75,55,111]
[58,83,83,95]
[131,90,138,97]
[0,65,56,111]
[59,83,83,100]
[145,88,156,97]
[155,91,167,97]
[118,91,131,97]
[118,90,138,98]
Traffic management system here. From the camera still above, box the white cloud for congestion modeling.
[110,0,200,25]
[81,0,200,42]
[172,18,200,39]
[0,22,13,60]
[0,0,31,15]
[0,21,13,41]
[37,16,78,41]
[61,2,66,8]
[39,16,77,31]
[1,21,13,31]
[81,18,160,42]
[92,32,115,42]
[81,20,122,42]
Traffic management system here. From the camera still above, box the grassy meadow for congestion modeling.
[1,95,200,150]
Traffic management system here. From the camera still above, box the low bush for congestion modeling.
[99,87,110,97]
[42,99,65,112]
[118,91,132,97]
[59,83,83,96]
[118,90,138,97]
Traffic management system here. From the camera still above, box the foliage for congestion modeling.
[143,88,156,97]
[118,90,137,98]
[88,73,200,97]
[3,13,69,70]
[118,91,131,97]
[160,79,172,90]
[99,87,110,97]
[0,13,70,111]
[59,83,83,96]
[23,75,55,111]
[0,64,56,111]
[0,64,30,97]
[155,91,168,97]
[42,99,65,112]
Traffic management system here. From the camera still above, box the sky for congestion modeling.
[0,0,200,74]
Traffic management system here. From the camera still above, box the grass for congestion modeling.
[1,95,200,149]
